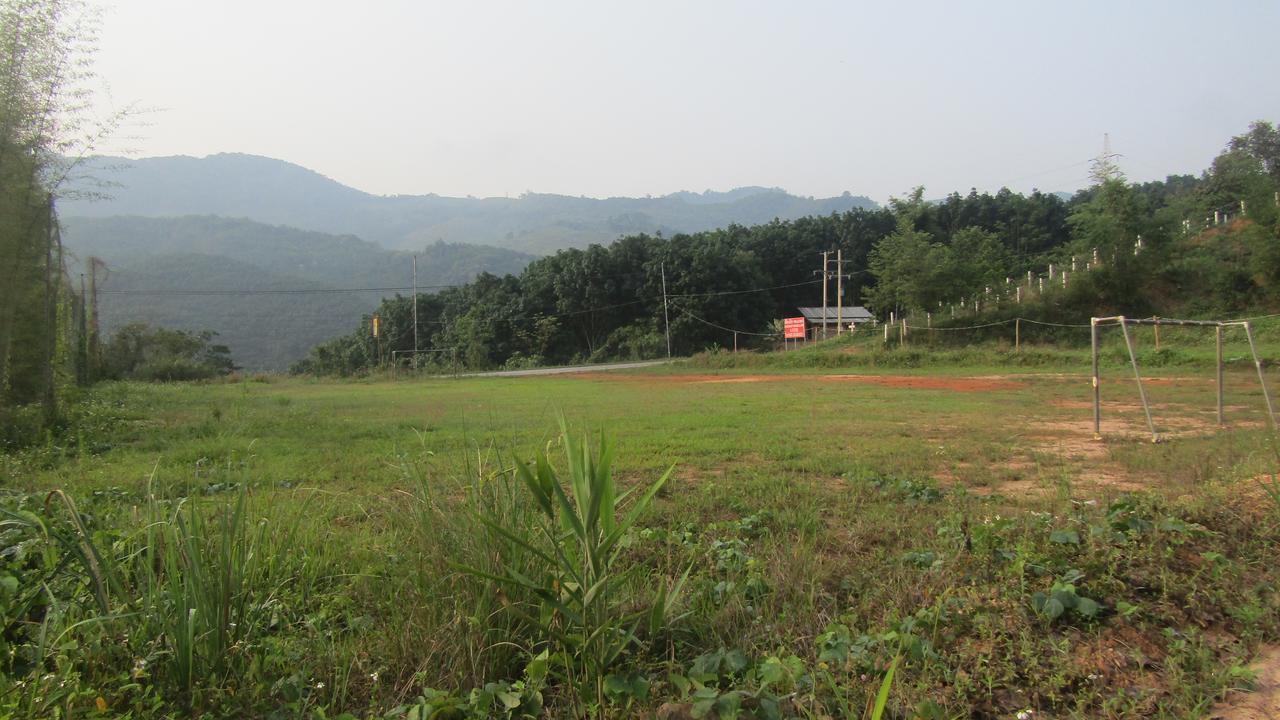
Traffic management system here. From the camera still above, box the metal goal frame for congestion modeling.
[1090,316,1277,442]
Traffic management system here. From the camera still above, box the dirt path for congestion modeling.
[1210,645,1280,719]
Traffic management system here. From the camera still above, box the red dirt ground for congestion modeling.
[1210,644,1280,720]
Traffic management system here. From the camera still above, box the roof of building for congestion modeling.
[797,306,874,323]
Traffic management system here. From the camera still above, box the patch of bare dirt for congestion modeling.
[677,466,724,482]
[1140,376,1217,386]
[977,372,1083,381]
[1018,414,1155,493]
[1016,396,1268,496]
[967,478,1050,499]
[1209,644,1280,720]
[935,456,1055,499]
[1037,397,1236,439]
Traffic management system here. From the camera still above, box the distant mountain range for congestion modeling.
[57,152,879,369]
[60,153,878,254]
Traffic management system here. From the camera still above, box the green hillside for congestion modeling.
[61,216,535,370]
[89,253,377,372]
[298,121,1280,375]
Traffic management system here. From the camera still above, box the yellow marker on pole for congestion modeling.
[372,313,381,338]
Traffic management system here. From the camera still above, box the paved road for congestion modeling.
[456,359,672,378]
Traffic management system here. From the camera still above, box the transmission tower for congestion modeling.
[1090,132,1124,184]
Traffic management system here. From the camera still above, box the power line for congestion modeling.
[668,278,822,298]
[99,276,825,301]
[675,305,776,337]
[901,317,1092,331]
[1212,311,1280,324]
[94,272,846,345]
[1019,318,1092,328]
[544,298,653,319]
[904,319,1013,331]
[99,284,462,296]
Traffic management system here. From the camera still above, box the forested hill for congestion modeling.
[60,216,535,370]
[58,154,878,254]
[297,121,1280,375]
[296,190,1073,373]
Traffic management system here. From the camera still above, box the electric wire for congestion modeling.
[902,319,1013,331]
[668,278,823,298]
[674,304,776,337]
[542,298,652,319]
[1019,318,1092,328]
[898,317,1097,332]
[97,278,823,299]
[99,284,462,296]
[93,217,1276,346]
[1233,312,1280,323]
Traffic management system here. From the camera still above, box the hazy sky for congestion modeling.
[91,0,1280,202]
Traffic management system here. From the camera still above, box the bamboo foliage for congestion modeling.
[0,0,107,423]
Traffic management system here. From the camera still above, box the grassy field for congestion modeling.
[3,355,1280,718]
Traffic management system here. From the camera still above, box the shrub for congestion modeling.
[458,420,686,716]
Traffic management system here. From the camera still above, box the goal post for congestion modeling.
[1091,316,1277,442]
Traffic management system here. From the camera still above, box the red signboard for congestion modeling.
[783,317,806,339]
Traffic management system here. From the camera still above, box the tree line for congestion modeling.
[295,121,1280,375]
[293,191,1071,374]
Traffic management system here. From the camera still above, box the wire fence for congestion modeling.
[692,310,1280,357]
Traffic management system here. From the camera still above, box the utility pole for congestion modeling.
[819,251,829,340]
[78,273,87,385]
[42,195,57,422]
[836,249,844,335]
[412,255,419,358]
[87,257,102,379]
[661,261,672,358]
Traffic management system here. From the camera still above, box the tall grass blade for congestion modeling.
[868,656,899,720]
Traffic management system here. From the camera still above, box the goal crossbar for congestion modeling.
[1090,316,1276,442]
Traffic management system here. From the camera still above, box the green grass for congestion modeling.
[3,355,1280,718]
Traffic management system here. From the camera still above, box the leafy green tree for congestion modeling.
[863,220,936,316]
[1229,120,1280,185]
[947,227,1009,296]
[101,323,236,381]
[1203,148,1277,227]
[657,231,773,354]
[1066,171,1152,314]
[864,189,949,315]
[922,188,1071,262]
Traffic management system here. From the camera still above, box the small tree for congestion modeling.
[102,323,237,381]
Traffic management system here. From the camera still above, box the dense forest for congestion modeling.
[295,121,1280,375]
